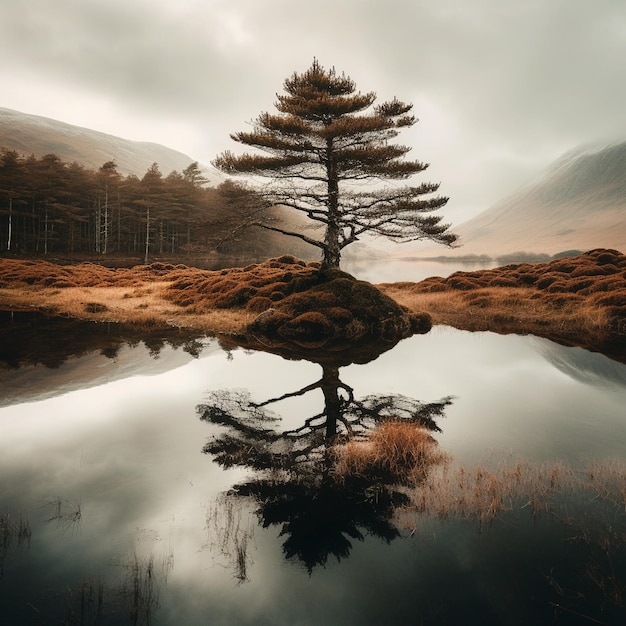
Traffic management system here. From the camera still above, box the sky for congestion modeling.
[1,0,625,225]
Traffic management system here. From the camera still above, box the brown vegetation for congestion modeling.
[0,255,427,354]
[407,457,626,527]
[0,258,255,332]
[333,421,449,486]
[1,249,625,362]
[379,248,626,362]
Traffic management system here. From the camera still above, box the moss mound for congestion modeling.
[165,255,324,310]
[250,273,430,349]
[166,255,432,355]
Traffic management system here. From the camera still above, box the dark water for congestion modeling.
[1,265,626,624]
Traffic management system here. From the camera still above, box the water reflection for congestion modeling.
[530,335,626,389]
[0,311,209,370]
[0,311,216,407]
[0,513,31,580]
[198,349,452,573]
[2,313,626,623]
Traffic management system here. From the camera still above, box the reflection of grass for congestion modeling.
[333,421,449,486]
[0,512,31,578]
[401,458,626,620]
[120,552,163,626]
[409,459,626,526]
[26,548,173,624]
[42,497,82,534]
[57,576,105,625]
[205,495,255,583]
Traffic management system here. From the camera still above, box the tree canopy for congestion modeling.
[213,60,457,269]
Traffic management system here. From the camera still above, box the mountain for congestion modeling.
[446,142,626,257]
[0,106,221,182]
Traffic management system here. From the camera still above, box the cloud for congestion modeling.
[1,0,625,222]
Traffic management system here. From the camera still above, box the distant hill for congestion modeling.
[0,107,221,182]
[445,142,626,257]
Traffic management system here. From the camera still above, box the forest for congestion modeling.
[0,149,305,262]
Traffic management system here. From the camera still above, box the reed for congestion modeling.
[205,495,256,583]
[42,497,82,534]
[0,512,31,578]
[407,458,626,527]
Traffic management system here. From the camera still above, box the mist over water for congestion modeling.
[342,257,496,283]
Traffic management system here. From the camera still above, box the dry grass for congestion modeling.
[0,264,256,333]
[163,255,324,312]
[0,258,194,288]
[379,248,626,361]
[406,458,626,527]
[384,287,609,334]
[0,255,323,333]
[333,421,450,485]
[1,249,625,357]
[0,255,422,346]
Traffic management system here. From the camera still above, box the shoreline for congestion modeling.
[1,251,625,364]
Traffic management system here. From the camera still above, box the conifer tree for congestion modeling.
[213,60,457,269]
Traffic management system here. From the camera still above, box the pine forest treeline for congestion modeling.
[0,149,284,261]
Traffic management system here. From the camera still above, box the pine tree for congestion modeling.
[213,60,457,269]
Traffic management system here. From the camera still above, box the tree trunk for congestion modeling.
[44,207,49,256]
[116,191,121,253]
[322,224,341,269]
[321,366,341,441]
[322,139,341,269]
[103,183,109,255]
[7,197,12,252]
[95,198,101,253]
[144,206,150,264]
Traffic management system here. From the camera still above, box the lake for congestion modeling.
[1,260,626,625]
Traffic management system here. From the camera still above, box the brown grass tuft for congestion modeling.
[334,421,449,485]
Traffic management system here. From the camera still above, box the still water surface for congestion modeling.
[1,260,626,625]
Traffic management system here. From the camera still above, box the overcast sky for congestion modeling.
[1,0,624,224]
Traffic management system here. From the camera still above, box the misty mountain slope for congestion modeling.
[0,107,221,181]
[451,142,626,255]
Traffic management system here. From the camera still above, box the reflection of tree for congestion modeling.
[198,364,451,572]
[0,311,210,369]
